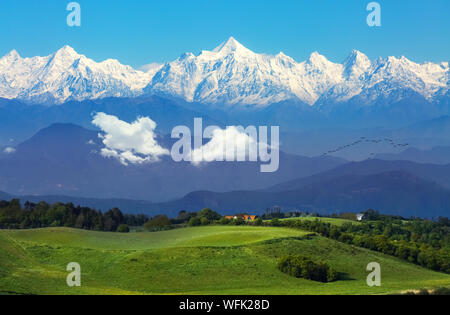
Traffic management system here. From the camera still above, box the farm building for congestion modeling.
[225,214,258,221]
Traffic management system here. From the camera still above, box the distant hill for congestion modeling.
[0,96,220,145]
[383,115,450,149]
[151,170,450,218]
[267,159,450,192]
[0,123,345,202]
[375,146,450,165]
[397,115,450,139]
[2,169,449,218]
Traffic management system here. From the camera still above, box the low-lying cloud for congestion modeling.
[3,147,16,154]
[191,126,259,164]
[92,112,169,165]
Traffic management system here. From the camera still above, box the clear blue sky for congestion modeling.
[1,0,449,67]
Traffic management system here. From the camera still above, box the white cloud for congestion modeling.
[191,126,261,164]
[92,112,169,165]
[3,147,16,154]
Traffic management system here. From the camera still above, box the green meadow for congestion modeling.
[1,225,449,295]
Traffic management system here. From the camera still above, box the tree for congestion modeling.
[270,218,281,227]
[117,224,130,233]
[254,218,263,226]
[144,215,171,231]
[219,217,231,225]
[277,255,338,283]
[188,217,202,227]
[75,214,85,229]
[198,208,221,221]
[234,217,245,225]
[200,217,210,226]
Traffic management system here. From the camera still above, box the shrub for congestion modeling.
[432,287,450,295]
[188,217,202,227]
[200,217,210,226]
[326,267,339,282]
[219,217,231,225]
[198,208,221,221]
[254,218,263,226]
[117,224,130,233]
[270,218,282,227]
[144,215,171,231]
[277,255,338,283]
[234,217,245,225]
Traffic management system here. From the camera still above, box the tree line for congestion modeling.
[0,199,148,232]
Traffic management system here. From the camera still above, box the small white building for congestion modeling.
[356,213,365,221]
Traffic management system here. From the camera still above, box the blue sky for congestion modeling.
[1,0,449,67]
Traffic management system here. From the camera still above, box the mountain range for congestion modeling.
[0,123,345,202]
[152,170,450,218]
[1,38,450,218]
[375,146,450,165]
[0,123,450,218]
[1,37,448,107]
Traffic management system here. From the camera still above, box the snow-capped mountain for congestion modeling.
[0,46,152,104]
[0,38,448,106]
[145,38,345,106]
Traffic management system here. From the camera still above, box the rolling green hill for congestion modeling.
[0,226,449,295]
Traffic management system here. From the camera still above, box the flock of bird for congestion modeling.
[321,137,409,158]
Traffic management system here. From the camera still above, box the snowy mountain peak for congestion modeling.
[345,50,370,64]
[52,45,80,60]
[56,45,78,54]
[0,40,448,107]
[307,51,331,65]
[305,51,342,74]
[212,37,252,55]
[343,49,371,79]
[0,46,152,104]
[3,49,20,61]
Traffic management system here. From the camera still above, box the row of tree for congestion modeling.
[143,208,223,231]
[0,199,148,232]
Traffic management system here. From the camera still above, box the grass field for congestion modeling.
[0,225,449,295]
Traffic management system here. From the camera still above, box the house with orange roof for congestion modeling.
[225,214,258,221]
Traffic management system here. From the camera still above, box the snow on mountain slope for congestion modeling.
[146,38,447,106]
[0,46,152,104]
[362,56,449,100]
[0,38,448,106]
[145,37,345,106]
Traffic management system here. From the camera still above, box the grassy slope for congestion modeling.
[0,226,449,295]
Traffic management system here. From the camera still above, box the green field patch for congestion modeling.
[0,226,449,295]
[1,226,309,250]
